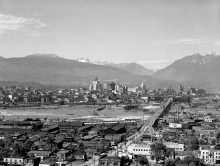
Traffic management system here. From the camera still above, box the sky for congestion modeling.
[0,0,220,69]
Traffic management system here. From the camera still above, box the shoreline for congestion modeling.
[0,105,152,120]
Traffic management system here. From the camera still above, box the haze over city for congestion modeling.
[1,0,220,68]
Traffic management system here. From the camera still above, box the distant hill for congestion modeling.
[76,58,154,76]
[0,54,176,89]
[153,52,220,91]
[105,62,154,76]
[0,81,78,90]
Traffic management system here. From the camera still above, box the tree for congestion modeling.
[78,142,85,151]
[199,139,206,145]
[215,144,220,150]
[164,159,175,166]
[162,132,169,141]
[137,155,149,166]
[187,137,199,150]
[166,148,175,159]
[173,157,183,165]
[150,142,167,163]
[216,132,220,141]
[182,155,196,166]
[164,157,183,166]
[211,139,216,145]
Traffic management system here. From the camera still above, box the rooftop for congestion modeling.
[99,156,121,161]
[28,150,52,154]
[56,150,70,154]
[129,143,151,148]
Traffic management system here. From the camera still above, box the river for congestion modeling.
[0,105,152,120]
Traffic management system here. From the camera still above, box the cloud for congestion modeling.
[147,38,213,46]
[176,38,212,44]
[0,14,47,34]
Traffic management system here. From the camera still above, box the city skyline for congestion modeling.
[0,0,220,68]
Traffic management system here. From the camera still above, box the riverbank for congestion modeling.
[0,105,152,120]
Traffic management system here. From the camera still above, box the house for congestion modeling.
[28,150,52,160]
[53,139,63,149]
[164,142,184,151]
[72,150,86,160]
[99,156,123,166]
[56,150,71,161]
[23,157,41,166]
[4,157,27,165]
[39,161,58,166]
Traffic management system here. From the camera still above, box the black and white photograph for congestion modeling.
[0,0,220,166]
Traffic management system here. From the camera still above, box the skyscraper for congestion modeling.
[89,76,103,91]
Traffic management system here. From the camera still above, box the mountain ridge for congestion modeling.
[153,52,220,91]
[76,57,154,76]
[0,54,177,89]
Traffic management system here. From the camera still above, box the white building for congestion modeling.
[128,142,184,157]
[204,116,217,123]
[198,145,220,165]
[169,123,183,129]
[127,144,151,156]
[4,157,25,165]
[164,142,184,151]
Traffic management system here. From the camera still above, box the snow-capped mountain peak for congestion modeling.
[75,58,154,76]
[150,67,163,72]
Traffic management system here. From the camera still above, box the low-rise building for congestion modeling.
[72,150,86,160]
[164,142,184,151]
[198,145,220,165]
[56,150,70,161]
[28,150,52,160]
[4,157,27,165]
[58,121,84,133]
[39,161,58,166]
[204,117,218,123]
[99,156,122,166]
[24,157,41,166]
[127,144,151,156]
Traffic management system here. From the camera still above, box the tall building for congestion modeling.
[140,82,146,91]
[89,76,103,92]
[179,84,184,92]
[109,82,116,91]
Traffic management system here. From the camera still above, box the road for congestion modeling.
[126,98,173,145]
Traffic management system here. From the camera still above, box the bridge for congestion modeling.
[126,98,173,143]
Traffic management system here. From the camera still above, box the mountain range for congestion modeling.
[153,52,220,91]
[1,52,220,91]
[0,54,176,89]
[76,58,154,76]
